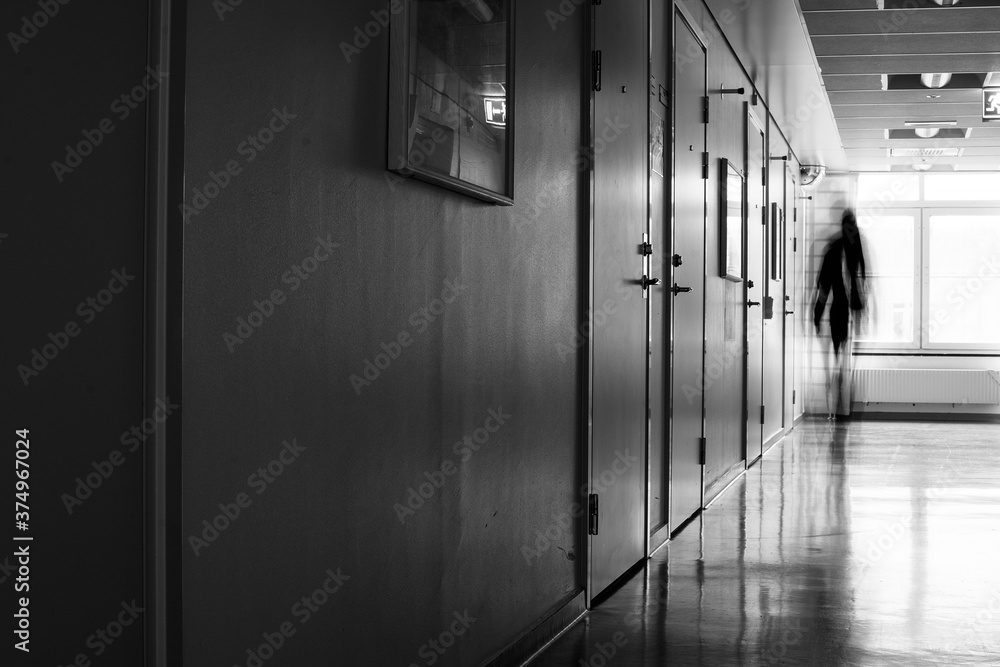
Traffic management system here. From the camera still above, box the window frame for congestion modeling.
[855,173,1000,355]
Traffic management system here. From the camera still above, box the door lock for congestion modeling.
[642,275,661,289]
[672,254,683,267]
[671,283,692,295]
[641,242,653,256]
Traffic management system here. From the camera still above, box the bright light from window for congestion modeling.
[857,174,920,204]
[924,173,1000,201]
[928,214,1000,344]
[855,214,915,344]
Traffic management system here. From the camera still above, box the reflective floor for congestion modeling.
[529,419,1000,666]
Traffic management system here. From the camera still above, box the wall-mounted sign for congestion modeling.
[483,97,507,127]
[983,88,1000,120]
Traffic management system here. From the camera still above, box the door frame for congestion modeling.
[668,0,708,535]
[743,104,766,466]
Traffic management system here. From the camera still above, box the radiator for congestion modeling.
[853,369,1000,405]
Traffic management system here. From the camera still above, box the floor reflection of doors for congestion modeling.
[669,6,706,532]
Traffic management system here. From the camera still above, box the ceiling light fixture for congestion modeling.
[930,0,961,5]
[913,162,932,171]
[904,120,958,127]
[915,127,940,138]
[921,73,953,89]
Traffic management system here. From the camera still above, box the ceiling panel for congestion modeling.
[818,54,1000,75]
[829,89,981,104]
[832,103,982,117]
[799,1,1000,171]
[801,8,1000,35]
[812,33,1000,56]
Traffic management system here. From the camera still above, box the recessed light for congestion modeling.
[913,162,932,171]
[915,128,940,138]
[920,73,953,89]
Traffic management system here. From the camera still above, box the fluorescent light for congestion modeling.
[904,120,957,127]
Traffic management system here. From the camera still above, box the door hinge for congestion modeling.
[699,437,707,465]
[703,96,710,124]
[793,237,798,252]
[762,166,767,187]
[702,152,709,179]
[793,390,796,405]
[593,50,602,92]
[760,405,765,425]
[588,494,599,535]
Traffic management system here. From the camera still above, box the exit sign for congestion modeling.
[484,97,506,127]
[984,88,1000,120]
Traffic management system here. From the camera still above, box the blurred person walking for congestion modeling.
[813,209,869,419]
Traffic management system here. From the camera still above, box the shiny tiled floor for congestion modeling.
[530,419,1000,666]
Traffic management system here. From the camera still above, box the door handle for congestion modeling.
[747,300,760,307]
[672,283,692,295]
[642,275,661,289]
[784,310,794,316]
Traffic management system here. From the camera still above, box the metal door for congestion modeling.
[745,107,765,464]
[669,7,706,532]
[589,0,648,600]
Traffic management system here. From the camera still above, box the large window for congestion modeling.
[855,174,1000,351]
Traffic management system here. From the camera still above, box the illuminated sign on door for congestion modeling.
[483,97,507,127]
[983,88,1000,120]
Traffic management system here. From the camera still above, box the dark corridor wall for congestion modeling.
[1,1,148,664]
[181,1,586,664]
